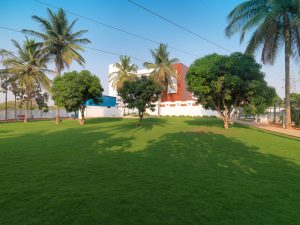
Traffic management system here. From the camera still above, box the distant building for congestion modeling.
[80,95,122,119]
[109,63,217,117]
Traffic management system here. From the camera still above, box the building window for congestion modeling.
[167,76,177,93]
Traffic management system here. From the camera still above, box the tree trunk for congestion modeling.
[273,103,276,123]
[56,106,60,125]
[40,109,43,119]
[224,118,229,129]
[55,56,62,125]
[137,111,143,126]
[14,95,17,120]
[284,14,292,129]
[30,100,33,120]
[19,98,22,120]
[79,107,85,125]
[24,100,28,123]
[5,86,7,121]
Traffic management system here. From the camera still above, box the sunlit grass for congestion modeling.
[0,117,299,225]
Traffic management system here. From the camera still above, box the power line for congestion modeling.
[32,0,200,58]
[127,0,285,79]
[128,0,232,53]
[0,26,148,62]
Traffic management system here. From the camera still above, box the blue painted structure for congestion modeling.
[86,95,117,107]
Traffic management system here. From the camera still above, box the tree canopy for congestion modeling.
[118,76,162,126]
[51,70,103,125]
[291,93,300,125]
[186,52,276,129]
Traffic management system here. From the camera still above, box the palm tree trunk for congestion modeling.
[284,14,292,129]
[5,86,7,121]
[30,100,33,120]
[273,103,276,123]
[14,95,17,120]
[55,57,62,125]
[24,100,28,123]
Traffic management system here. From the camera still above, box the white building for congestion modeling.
[109,63,217,117]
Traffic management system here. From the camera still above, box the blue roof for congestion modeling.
[86,95,117,107]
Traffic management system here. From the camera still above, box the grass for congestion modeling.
[0,117,300,225]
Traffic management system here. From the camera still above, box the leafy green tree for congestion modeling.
[23,8,91,124]
[52,70,103,125]
[186,52,275,129]
[118,76,162,126]
[144,44,179,116]
[290,93,300,125]
[0,38,51,122]
[34,85,49,118]
[225,0,300,129]
[243,80,276,116]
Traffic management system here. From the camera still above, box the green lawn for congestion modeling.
[0,117,300,225]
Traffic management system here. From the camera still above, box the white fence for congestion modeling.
[146,101,217,117]
[0,109,71,121]
[79,106,123,119]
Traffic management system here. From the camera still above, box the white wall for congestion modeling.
[79,106,123,119]
[0,109,71,120]
[146,101,217,117]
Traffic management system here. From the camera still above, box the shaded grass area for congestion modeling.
[0,117,300,225]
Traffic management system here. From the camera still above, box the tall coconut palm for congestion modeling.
[0,38,52,123]
[23,8,91,124]
[109,55,138,91]
[143,44,179,116]
[225,0,300,129]
[109,55,138,114]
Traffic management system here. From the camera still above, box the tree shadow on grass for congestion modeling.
[85,117,124,125]
[107,117,168,133]
[0,126,300,225]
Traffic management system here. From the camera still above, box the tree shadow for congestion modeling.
[0,125,300,224]
[85,117,124,125]
[107,117,168,133]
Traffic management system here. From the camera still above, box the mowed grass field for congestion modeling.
[0,117,300,225]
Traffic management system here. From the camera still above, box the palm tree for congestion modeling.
[109,55,138,91]
[144,44,179,116]
[109,55,138,114]
[225,0,300,129]
[23,8,91,124]
[0,38,52,123]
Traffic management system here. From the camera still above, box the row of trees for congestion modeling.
[0,8,90,123]
[109,46,277,128]
[1,1,298,129]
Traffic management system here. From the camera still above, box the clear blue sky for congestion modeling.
[0,0,299,103]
